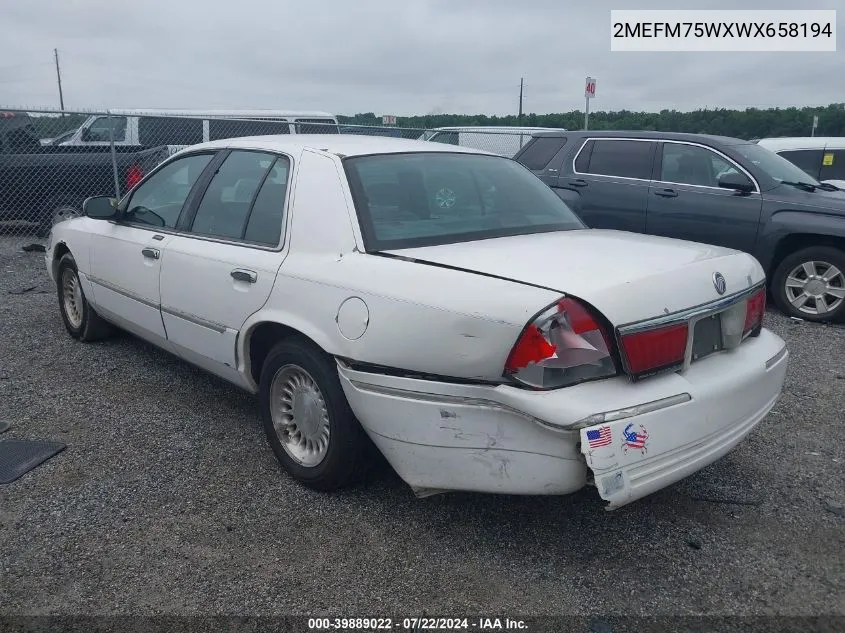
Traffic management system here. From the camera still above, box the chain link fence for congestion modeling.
[0,106,559,240]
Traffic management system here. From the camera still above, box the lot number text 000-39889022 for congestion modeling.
[307,617,529,630]
[610,9,836,52]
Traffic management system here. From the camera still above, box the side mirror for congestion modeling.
[718,172,755,193]
[83,196,119,220]
[80,127,94,142]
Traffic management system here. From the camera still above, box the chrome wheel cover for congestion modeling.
[784,260,845,316]
[61,268,84,329]
[269,364,330,467]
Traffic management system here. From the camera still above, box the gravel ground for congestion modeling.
[0,235,843,621]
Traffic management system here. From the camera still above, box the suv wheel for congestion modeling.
[771,246,845,322]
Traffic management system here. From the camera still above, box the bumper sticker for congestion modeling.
[601,471,625,497]
[621,423,649,455]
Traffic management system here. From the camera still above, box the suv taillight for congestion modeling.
[504,297,618,389]
[126,164,143,191]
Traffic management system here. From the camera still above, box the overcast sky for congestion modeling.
[1,0,842,116]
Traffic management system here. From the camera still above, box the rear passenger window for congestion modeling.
[243,158,290,245]
[516,136,567,170]
[778,149,824,180]
[819,150,845,182]
[189,151,288,245]
[138,116,203,146]
[209,119,290,140]
[579,139,655,180]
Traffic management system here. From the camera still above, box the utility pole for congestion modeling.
[54,48,65,115]
[518,78,524,125]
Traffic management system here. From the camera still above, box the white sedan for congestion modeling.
[45,135,789,509]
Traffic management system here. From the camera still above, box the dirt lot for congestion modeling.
[0,236,843,621]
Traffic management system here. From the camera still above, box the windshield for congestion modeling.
[733,143,821,186]
[344,152,585,250]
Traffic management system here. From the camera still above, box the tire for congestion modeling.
[56,253,113,341]
[259,337,367,491]
[771,246,845,322]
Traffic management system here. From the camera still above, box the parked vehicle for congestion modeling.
[419,126,564,157]
[61,109,339,149]
[514,131,845,322]
[755,137,845,189]
[46,134,787,509]
[0,111,169,235]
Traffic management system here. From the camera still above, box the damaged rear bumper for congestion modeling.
[337,329,788,507]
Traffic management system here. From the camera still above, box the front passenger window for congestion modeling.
[124,153,213,228]
[660,143,749,189]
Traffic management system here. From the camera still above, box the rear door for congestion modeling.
[557,138,655,232]
[646,141,763,253]
[158,149,290,383]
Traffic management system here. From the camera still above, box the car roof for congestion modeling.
[756,137,844,151]
[179,134,497,157]
[530,129,750,146]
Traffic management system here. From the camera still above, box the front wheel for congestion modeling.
[56,253,113,341]
[771,246,845,322]
[259,338,367,491]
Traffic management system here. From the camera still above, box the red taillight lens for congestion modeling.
[743,288,766,336]
[505,297,617,389]
[126,164,143,191]
[619,323,689,376]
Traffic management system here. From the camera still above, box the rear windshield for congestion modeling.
[344,152,584,250]
[294,119,339,134]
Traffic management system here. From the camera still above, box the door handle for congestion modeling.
[141,247,160,260]
[654,188,679,198]
[568,179,589,187]
[231,269,257,283]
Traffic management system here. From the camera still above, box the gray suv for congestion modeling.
[514,130,845,323]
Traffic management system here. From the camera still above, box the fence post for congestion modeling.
[108,110,120,199]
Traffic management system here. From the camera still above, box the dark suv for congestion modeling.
[514,130,845,323]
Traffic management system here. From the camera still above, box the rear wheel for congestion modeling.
[259,338,367,491]
[771,246,845,322]
[37,198,82,238]
[56,253,113,341]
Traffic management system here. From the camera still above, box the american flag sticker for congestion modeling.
[586,425,612,449]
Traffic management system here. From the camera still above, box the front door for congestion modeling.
[87,152,216,343]
[646,141,763,253]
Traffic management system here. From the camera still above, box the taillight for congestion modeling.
[126,164,143,191]
[743,287,766,336]
[619,323,688,377]
[504,297,617,389]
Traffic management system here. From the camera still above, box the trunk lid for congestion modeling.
[383,229,765,325]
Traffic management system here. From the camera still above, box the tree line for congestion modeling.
[339,103,845,139]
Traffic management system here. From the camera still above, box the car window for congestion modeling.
[138,116,203,146]
[777,149,824,180]
[243,157,291,246]
[209,119,290,140]
[189,151,277,241]
[659,143,746,188]
[516,136,567,171]
[429,131,459,146]
[124,153,214,228]
[83,116,127,142]
[579,139,654,180]
[344,152,585,250]
[819,149,845,182]
[294,118,339,134]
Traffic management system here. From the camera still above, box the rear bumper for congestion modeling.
[338,329,788,506]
